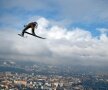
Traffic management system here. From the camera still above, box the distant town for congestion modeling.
[0,60,108,90]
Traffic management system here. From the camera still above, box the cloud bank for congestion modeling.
[1,0,108,22]
[0,17,108,66]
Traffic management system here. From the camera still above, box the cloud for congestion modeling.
[0,14,22,28]
[1,0,43,10]
[1,0,108,23]
[56,0,108,22]
[97,28,108,34]
[0,0,56,12]
[0,17,108,66]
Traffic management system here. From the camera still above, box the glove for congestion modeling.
[24,25,27,27]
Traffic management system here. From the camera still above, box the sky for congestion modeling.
[0,0,108,66]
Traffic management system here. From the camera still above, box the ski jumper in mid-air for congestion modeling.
[21,22,38,37]
[19,22,46,39]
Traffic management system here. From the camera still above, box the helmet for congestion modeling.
[34,22,38,27]
[34,22,37,24]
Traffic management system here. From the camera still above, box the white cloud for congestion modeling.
[56,0,108,22]
[97,28,108,34]
[1,0,108,22]
[0,17,108,66]
[1,0,46,10]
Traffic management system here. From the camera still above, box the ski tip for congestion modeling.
[18,34,27,38]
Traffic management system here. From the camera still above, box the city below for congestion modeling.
[0,60,108,90]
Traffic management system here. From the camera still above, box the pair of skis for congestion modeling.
[18,32,46,39]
